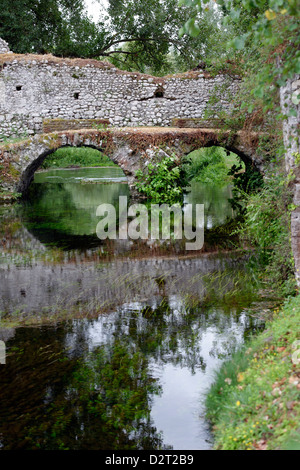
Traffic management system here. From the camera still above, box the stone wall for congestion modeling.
[0,49,240,140]
[280,75,300,286]
[280,76,300,174]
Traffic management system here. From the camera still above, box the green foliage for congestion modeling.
[206,295,300,450]
[72,340,161,438]
[104,0,230,73]
[201,266,262,307]
[41,147,115,169]
[0,0,103,57]
[9,338,163,450]
[179,0,300,105]
[228,162,264,213]
[0,190,21,202]
[135,152,184,204]
[0,0,233,74]
[182,146,243,186]
[237,172,296,296]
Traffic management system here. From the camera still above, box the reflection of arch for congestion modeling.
[21,177,130,249]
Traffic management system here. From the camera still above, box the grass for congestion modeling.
[206,295,300,450]
[41,147,117,169]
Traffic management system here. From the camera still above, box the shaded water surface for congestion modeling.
[0,167,268,450]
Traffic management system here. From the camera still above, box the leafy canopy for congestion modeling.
[135,152,184,204]
[0,0,234,74]
[179,0,300,87]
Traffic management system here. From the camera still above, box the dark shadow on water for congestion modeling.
[16,168,238,253]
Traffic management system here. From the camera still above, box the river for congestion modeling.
[0,166,270,450]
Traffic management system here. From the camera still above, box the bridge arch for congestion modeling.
[0,127,265,197]
[17,144,129,196]
[180,140,256,170]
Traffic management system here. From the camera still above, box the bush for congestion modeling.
[237,172,296,296]
[135,151,184,204]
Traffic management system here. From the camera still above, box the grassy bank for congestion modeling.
[206,295,300,450]
[41,147,117,169]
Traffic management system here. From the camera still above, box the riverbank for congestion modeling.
[205,294,300,450]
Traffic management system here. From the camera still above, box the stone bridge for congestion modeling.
[1,38,299,287]
[0,38,263,197]
[0,126,263,196]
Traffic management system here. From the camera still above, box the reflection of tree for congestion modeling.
[0,326,75,450]
[185,182,234,229]
[103,294,258,375]
[0,329,165,450]
[64,340,164,450]
[19,181,130,249]
[0,283,263,449]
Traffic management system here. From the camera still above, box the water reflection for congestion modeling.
[23,168,130,248]
[16,167,235,251]
[0,296,263,450]
[185,182,234,230]
[0,252,256,322]
[33,167,128,185]
[0,166,267,450]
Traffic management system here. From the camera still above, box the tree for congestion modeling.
[179,0,300,93]
[102,0,199,72]
[0,0,102,56]
[0,0,230,74]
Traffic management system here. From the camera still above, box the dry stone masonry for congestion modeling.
[280,75,300,285]
[0,41,240,140]
[0,38,11,55]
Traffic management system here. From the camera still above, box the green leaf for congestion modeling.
[254,87,265,98]
[184,17,201,38]
[231,37,246,50]
[230,9,241,21]
[288,108,298,118]
[189,22,200,37]
[179,26,186,38]
[295,61,300,74]
[292,93,300,106]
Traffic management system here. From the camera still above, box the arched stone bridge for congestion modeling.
[0,126,264,197]
[0,39,263,198]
